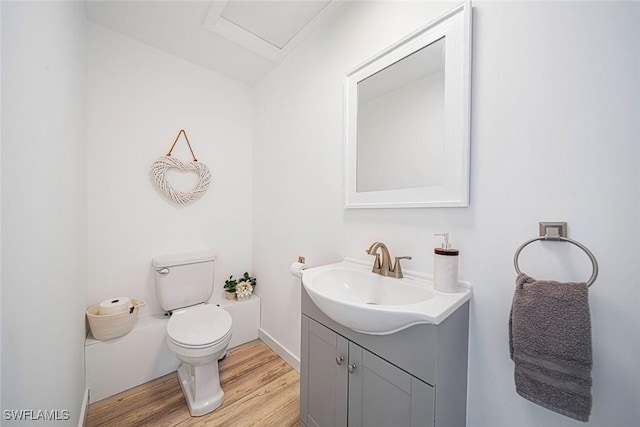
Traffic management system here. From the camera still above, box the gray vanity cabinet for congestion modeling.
[301,316,348,427]
[347,336,435,427]
[301,316,434,427]
[301,287,469,427]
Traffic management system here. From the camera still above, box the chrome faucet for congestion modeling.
[366,242,412,278]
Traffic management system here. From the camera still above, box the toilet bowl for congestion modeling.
[166,304,233,416]
[152,251,233,417]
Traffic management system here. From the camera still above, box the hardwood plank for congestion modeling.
[221,358,293,406]
[259,397,301,427]
[219,341,280,385]
[87,374,189,427]
[176,370,299,427]
[86,340,300,427]
[87,373,189,426]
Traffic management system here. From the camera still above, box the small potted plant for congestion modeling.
[224,276,237,300]
[236,272,256,302]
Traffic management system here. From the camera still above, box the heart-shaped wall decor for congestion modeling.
[150,156,211,205]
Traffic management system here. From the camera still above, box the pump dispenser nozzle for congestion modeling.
[435,233,451,250]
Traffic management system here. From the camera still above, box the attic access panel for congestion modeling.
[203,1,341,62]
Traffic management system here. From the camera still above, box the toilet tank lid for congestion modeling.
[152,251,216,268]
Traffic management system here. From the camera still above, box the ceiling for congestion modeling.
[85,1,344,86]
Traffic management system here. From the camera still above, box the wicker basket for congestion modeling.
[87,298,145,341]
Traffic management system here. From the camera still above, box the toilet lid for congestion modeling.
[167,304,232,347]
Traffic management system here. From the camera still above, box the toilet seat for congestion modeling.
[167,304,232,348]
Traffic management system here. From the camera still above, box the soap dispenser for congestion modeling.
[433,233,459,293]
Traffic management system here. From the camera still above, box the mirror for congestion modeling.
[357,38,445,193]
[345,2,471,208]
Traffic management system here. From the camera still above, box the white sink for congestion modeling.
[301,259,471,335]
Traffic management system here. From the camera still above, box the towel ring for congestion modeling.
[513,236,598,287]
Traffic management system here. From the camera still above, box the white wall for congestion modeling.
[254,1,640,426]
[0,0,4,413]
[87,24,253,316]
[1,2,87,425]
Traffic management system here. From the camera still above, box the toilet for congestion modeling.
[152,251,232,416]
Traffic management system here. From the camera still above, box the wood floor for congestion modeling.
[86,340,300,427]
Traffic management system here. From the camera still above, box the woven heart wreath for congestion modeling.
[150,130,211,205]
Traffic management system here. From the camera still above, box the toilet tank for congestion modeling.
[152,252,216,312]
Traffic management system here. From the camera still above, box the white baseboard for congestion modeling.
[78,389,89,427]
[258,328,300,372]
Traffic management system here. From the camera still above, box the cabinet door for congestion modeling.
[348,342,435,427]
[301,316,348,427]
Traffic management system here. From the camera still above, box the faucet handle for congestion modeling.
[391,256,412,278]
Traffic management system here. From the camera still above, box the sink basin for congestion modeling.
[301,259,471,335]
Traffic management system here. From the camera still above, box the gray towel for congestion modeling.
[509,273,592,422]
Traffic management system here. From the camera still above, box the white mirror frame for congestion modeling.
[345,2,472,208]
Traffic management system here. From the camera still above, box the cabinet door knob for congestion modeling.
[335,356,344,366]
[348,363,357,374]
